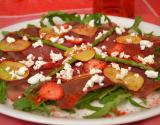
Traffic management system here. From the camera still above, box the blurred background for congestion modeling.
[0,0,159,28]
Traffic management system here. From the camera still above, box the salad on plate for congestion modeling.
[0,11,160,119]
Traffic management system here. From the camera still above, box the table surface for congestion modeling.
[0,0,160,125]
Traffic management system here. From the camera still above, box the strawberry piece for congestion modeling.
[65,38,86,45]
[39,81,64,101]
[83,59,107,73]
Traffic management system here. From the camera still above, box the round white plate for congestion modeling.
[0,16,160,125]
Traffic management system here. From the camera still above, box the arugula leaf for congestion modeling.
[0,80,7,103]
[40,11,111,27]
[128,98,148,109]
[1,31,9,36]
[84,93,131,118]
[130,16,142,35]
[13,97,50,114]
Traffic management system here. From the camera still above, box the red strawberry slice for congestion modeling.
[83,59,107,73]
[39,81,64,101]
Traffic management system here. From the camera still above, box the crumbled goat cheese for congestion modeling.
[43,18,50,26]
[115,27,125,35]
[50,36,59,43]
[89,68,102,74]
[75,62,83,67]
[58,38,64,44]
[8,66,28,80]
[145,70,158,78]
[28,72,51,84]
[88,20,95,27]
[101,45,106,50]
[116,68,129,79]
[134,73,140,77]
[140,40,153,50]
[16,66,28,76]
[80,14,85,20]
[83,74,104,91]
[111,51,119,57]
[64,35,75,41]
[95,30,108,40]
[5,67,10,71]
[56,63,74,80]
[125,38,132,43]
[138,55,155,64]
[100,15,108,24]
[119,52,130,59]
[20,54,35,67]
[50,50,63,62]
[94,47,107,58]
[111,63,120,70]
[33,57,46,70]
[57,79,62,84]
[0,57,6,61]
[22,36,28,41]
[6,37,15,43]
[32,40,43,48]
[53,25,72,34]
[52,16,65,25]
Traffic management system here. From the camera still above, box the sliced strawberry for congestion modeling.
[83,59,107,73]
[39,81,64,101]
[65,38,86,45]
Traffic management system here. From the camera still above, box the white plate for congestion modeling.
[0,16,160,125]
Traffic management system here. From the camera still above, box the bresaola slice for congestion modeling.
[57,75,112,109]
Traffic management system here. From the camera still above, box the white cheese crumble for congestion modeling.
[50,50,63,63]
[145,70,158,78]
[56,63,74,80]
[50,36,59,43]
[111,63,120,70]
[57,79,62,84]
[116,68,129,79]
[95,30,108,40]
[64,35,75,41]
[140,40,153,50]
[100,15,108,24]
[52,16,65,25]
[0,57,6,61]
[75,62,83,67]
[6,37,16,43]
[28,72,51,84]
[94,47,107,58]
[33,57,46,70]
[20,54,35,67]
[32,40,43,48]
[115,27,125,35]
[101,45,106,50]
[111,51,119,57]
[58,38,64,44]
[89,68,102,75]
[7,66,28,80]
[22,36,28,41]
[119,52,130,59]
[138,55,155,64]
[52,25,72,34]
[83,74,104,91]
[16,66,28,76]
[88,20,95,27]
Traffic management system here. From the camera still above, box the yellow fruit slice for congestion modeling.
[103,67,123,84]
[123,72,144,91]
[116,35,141,44]
[103,67,144,91]
[0,39,31,52]
[65,46,95,61]
[0,61,29,81]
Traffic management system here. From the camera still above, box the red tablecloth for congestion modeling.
[0,0,160,125]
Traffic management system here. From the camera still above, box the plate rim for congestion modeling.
[0,15,160,125]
